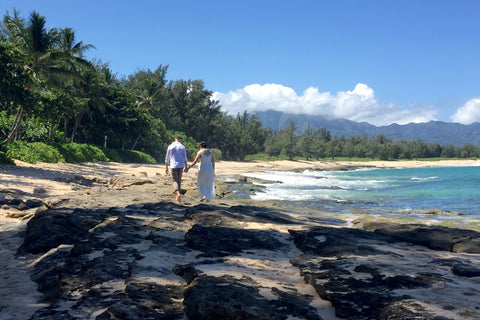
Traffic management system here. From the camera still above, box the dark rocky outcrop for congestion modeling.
[18,208,106,255]
[185,224,285,256]
[289,227,444,319]
[182,275,322,320]
[16,201,480,319]
[289,226,395,257]
[362,222,480,253]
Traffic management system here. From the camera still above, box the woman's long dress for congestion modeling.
[197,152,215,201]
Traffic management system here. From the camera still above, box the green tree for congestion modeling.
[68,63,111,142]
[410,140,427,159]
[123,65,168,117]
[163,79,223,143]
[327,135,341,160]
[224,111,266,160]
[425,142,442,158]
[457,143,477,158]
[57,27,94,71]
[441,143,456,158]
[296,124,315,160]
[311,128,330,159]
[1,10,94,143]
[264,130,281,157]
[280,120,297,160]
[0,37,34,143]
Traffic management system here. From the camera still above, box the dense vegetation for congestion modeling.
[1,9,479,165]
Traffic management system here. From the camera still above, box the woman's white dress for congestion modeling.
[197,151,215,201]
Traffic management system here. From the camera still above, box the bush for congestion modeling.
[56,143,109,163]
[5,141,157,164]
[6,141,65,163]
[0,151,14,165]
[99,147,156,163]
[115,149,157,163]
[244,153,289,161]
[211,148,222,161]
[100,147,122,163]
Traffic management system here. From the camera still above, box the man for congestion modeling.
[165,136,188,202]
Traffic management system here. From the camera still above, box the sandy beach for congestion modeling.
[1,158,479,320]
[2,158,479,199]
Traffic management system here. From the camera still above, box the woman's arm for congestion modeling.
[188,152,201,169]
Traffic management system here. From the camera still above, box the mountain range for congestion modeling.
[254,110,480,146]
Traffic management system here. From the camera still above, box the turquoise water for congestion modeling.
[243,166,480,221]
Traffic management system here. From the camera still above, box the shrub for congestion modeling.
[244,153,289,161]
[56,143,109,163]
[211,148,222,161]
[115,149,157,163]
[6,141,65,163]
[0,151,14,165]
[100,147,122,163]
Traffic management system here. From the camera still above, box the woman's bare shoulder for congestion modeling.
[201,149,212,156]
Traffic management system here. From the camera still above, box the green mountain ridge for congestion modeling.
[255,110,480,146]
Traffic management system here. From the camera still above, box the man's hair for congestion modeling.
[175,136,183,140]
[199,141,207,148]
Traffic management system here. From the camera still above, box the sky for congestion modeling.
[2,0,480,126]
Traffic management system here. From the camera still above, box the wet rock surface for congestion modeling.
[13,197,479,320]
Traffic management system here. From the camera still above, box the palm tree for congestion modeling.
[135,78,166,112]
[54,27,96,141]
[69,63,114,142]
[22,11,60,82]
[57,27,95,73]
[0,10,50,143]
[2,11,59,142]
[1,10,96,143]
[123,66,169,118]
[0,38,33,144]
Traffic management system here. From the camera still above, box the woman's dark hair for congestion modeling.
[199,141,207,148]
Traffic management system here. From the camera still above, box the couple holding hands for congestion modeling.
[165,136,215,203]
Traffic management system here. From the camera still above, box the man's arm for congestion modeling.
[165,146,171,174]
[182,147,188,172]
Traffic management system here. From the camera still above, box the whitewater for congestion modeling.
[241,166,480,229]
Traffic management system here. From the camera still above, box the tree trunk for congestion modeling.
[2,106,25,144]
[49,118,59,142]
[63,118,68,143]
[70,112,84,142]
[131,137,139,150]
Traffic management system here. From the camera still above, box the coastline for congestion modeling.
[1,159,480,319]
[2,158,479,199]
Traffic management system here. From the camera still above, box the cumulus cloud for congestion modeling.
[451,98,480,124]
[213,83,438,126]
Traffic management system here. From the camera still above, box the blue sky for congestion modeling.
[2,0,480,125]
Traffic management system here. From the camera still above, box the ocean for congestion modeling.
[239,165,480,229]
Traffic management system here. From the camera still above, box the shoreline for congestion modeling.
[2,158,479,197]
[2,158,479,232]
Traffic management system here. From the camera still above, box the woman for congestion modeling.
[187,141,216,202]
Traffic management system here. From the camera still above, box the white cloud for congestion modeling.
[451,98,480,124]
[213,83,437,126]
